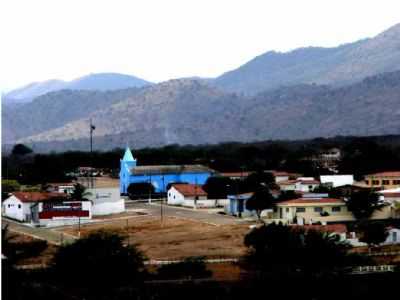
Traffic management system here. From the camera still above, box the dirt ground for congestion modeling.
[77,176,119,188]
[7,232,59,266]
[59,216,250,260]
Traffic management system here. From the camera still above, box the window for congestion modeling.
[372,180,380,185]
[296,207,306,213]
[314,207,323,213]
[365,180,369,185]
[393,231,397,242]
[286,208,289,212]
[393,180,400,185]
[18,204,21,209]
[8,204,10,208]
[382,180,390,185]
[332,206,341,212]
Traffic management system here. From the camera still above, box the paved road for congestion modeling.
[2,218,76,245]
[126,201,246,225]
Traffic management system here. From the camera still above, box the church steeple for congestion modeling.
[122,147,135,162]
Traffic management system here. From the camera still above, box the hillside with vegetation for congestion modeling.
[213,23,400,95]
[2,24,400,152]
[4,71,400,151]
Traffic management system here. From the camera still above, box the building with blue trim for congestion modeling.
[119,148,214,194]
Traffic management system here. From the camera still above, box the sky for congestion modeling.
[1,0,399,92]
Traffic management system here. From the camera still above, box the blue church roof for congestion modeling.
[122,147,136,162]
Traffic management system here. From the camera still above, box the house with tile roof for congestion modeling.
[167,184,213,208]
[273,196,395,224]
[274,197,350,224]
[2,192,91,225]
[278,177,320,193]
[364,171,400,189]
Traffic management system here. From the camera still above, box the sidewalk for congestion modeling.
[2,218,76,245]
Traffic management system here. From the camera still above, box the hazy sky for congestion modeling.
[1,0,399,92]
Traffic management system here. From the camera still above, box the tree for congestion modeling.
[277,190,298,202]
[358,222,388,248]
[346,190,384,220]
[52,230,146,288]
[203,176,234,199]
[11,144,33,156]
[2,179,20,200]
[242,171,276,192]
[244,223,353,277]
[127,182,155,200]
[70,183,92,201]
[156,256,212,280]
[245,186,275,222]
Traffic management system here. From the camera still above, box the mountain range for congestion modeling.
[2,73,151,105]
[2,23,400,152]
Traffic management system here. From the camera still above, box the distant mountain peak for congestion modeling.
[3,72,151,105]
[213,23,400,95]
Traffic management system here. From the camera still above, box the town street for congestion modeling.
[125,201,247,226]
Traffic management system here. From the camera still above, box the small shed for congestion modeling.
[167,184,209,208]
[225,193,255,217]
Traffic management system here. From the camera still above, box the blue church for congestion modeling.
[119,147,214,194]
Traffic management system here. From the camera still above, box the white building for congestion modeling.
[167,184,212,208]
[279,178,320,193]
[2,192,91,226]
[320,175,354,188]
[86,187,125,216]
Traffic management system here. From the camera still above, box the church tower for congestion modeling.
[120,147,137,194]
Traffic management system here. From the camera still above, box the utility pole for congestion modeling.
[161,174,165,227]
[89,119,96,188]
[148,174,152,204]
[126,218,130,246]
[78,216,81,238]
[194,177,198,210]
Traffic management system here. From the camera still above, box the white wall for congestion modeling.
[320,175,354,187]
[383,228,400,245]
[275,175,289,183]
[183,197,212,208]
[87,188,125,216]
[167,187,185,205]
[295,182,319,192]
[2,196,25,221]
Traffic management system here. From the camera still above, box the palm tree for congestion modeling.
[71,183,92,201]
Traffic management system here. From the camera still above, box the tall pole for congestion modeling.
[89,119,95,188]
[194,177,198,210]
[78,216,81,238]
[126,218,130,246]
[161,174,165,227]
[148,174,152,204]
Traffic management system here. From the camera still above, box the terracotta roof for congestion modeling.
[272,171,291,176]
[382,193,400,198]
[291,224,347,234]
[12,192,69,203]
[278,179,320,185]
[171,184,207,197]
[131,165,213,175]
[220,172,251,178]
[366,171,400,177]
[278,198,344,205]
